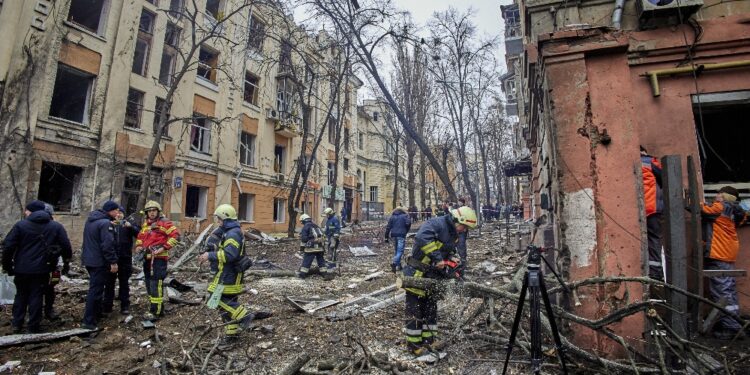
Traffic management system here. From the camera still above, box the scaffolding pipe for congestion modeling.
[641,60,750,97]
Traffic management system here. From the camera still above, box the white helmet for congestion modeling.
[300,214,311,222]
[323,207,334,216]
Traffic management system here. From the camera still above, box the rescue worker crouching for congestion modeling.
[199,204,253,347]
[402,206,477,355]
[134,200,179,321]
[298,214,331,279]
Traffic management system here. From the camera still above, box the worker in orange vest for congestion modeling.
[641,146,664,280]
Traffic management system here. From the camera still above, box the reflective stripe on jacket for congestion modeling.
[402,215,457,296]
[208,220,244,294]
[135,216,180,259]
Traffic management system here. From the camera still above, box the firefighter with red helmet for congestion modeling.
[402,206,477,355]
[135,200,179,320]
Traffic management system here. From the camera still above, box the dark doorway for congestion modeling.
[38,162,83,213]
[693,92,750,184]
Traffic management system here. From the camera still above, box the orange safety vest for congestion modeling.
[702,201,741,262]
[641,156,662,217]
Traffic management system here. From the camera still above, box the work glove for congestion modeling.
[62,262,70,276]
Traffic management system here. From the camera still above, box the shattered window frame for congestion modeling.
[239,131,256,166]
[124,88,144,129]
[48,63,95,125]
[153,97,171,137]
[190,114,211,154]
[184,184,208,218]
[67,0,110,36]
[197,45,219,83]
[239,193,255,221]
[38,161,83,214]
[247,14,266,52]
[244,71,260,106]
[273,198,286,223]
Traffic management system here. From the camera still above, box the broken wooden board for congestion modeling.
[326,284,402,321]
[285,296,340,314]
[0,328,97,347]
[349,246,377,257]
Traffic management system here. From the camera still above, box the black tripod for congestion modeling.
[502,245,568,375]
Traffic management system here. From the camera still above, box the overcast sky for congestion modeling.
[392,0,506,44]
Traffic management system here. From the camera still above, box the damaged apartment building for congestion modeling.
[502,0,750,354]
[0,0,381,240]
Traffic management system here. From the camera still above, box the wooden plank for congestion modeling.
[0,328,97,347]
[687,155,703,333]
[702,269,747,278]
[661,156,688,357]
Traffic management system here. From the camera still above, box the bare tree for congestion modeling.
[307,0,459,201]
[428,7,497,210]
[392,38,433,209]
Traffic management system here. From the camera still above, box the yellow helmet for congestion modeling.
[214,204,237,220]
[323,207,334,216]
[144,200,162,212]
[300,214,311,222]
[451,206,478,229]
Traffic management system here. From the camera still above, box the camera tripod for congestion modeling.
[501,245,568,375]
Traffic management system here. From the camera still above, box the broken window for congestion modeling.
[328,162,335,185]
[274,145,285,175]
[159,22,180,85]
[67,0,108,35]
[240,132,256,166]
[132,9,154,76]
[38,161,83,213]
[205,0,221,19]
[693,92,750,184]
[120,174,142,215]
[344,158,349,171]
[369,186,378,202]
[124,88,144,129]
[358,132,364,150]
[373,111,379,121]
[273,198,285,223]
[247,15,265,51]
[276,77,295,116]
[49,64,94,124]
[153,98,170,136]
[279,40,292,74]
[328,118,336,144]
[185,185,208,218]
[139,9,155,33]
[190,115,211,154]
[168,0,183,15]
[197,46,218,83]
[344,128,350,151]
[244,72,259,106]
[239,193,255,221]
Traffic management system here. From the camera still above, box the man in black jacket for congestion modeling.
[80,200,120,330]
[103,207,138,315]
[2,200,72,333]
[41,203,72,321]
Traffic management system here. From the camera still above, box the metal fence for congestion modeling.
[360,201,385,221]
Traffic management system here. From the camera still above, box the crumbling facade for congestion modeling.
[0,0,373,243]
[509,0,750,354]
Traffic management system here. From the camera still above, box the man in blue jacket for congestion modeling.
[198,204,253,348]
[3,200,72,333]
[385,207,411,272]
[80,200,120,330]
[323,207,341,264]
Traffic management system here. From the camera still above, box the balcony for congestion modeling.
[274,120,299,138]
